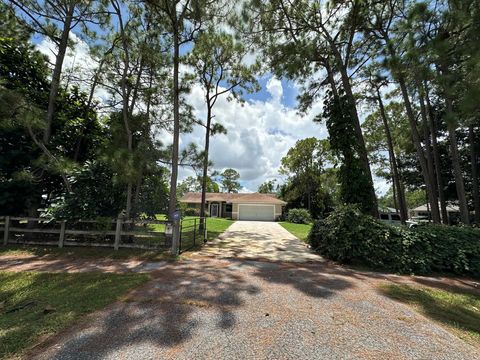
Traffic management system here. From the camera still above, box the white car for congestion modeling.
[406,216,431,228]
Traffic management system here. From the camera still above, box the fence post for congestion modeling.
[171,218,180,256]
[3,216,10,246]
[204,217,208,243]
[193,218,196,247]
[58,220,66,248]
[114,218,122,250]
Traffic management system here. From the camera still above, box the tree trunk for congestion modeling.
[376,88,408,224]
[44,4,75,143]
[469,125,480,224]
[418,86,441,220]
[168,25,181,219]
[384,39,441,223]
[444,97,470,224]
[424,81,449,224]
[200,104,212,229]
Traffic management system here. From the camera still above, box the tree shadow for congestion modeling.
[30,260,261,359]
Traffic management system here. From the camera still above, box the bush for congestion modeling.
[308,204,480,276]
[287,208,312,224]
[183,207,200,216]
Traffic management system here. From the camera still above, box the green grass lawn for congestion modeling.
[178,217,234,251]
[379,283,480,346]
[0,271,149,359]
[279,222,312,242]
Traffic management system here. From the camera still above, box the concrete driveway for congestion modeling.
[197,221,321,263]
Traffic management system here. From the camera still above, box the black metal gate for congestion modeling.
[179,217,207,253]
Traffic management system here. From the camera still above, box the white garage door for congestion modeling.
[238,204,275,221]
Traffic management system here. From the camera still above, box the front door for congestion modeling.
[211,203,219,217]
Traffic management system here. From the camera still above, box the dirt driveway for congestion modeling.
[196,221,321,262]
[29,258,479,360]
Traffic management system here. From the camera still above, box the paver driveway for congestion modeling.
[197,220,321,262]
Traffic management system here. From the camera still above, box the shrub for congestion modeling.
[308,204,480,276]
[184,207,200,216]
[287,208,312,224]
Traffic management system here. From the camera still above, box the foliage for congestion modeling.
[0,271,149,359]
[286,208,312,224]
[279,138,335,218]
[184,207,200,216]
[321,91,377,215]
[46,161,125,219]
[308,204,480,276]
[257,179,277,194]
[177,175,219,197]
[218,168,241,193]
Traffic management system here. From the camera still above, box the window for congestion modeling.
[225,204,232,212]
[380,214,389,220]
[391,214,401,221]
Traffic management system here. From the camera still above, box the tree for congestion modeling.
[279,138,332,216]
[146,0,219,219]
[361,71,408,224]
[240,0,379,217]
[258,180,277,194]
[8,0,110,143]
[219,168,241,193]
[186,28,258,222]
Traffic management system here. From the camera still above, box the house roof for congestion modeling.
[180,192,287,205]
[411,203,460,212]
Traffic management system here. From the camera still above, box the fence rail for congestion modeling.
[0,216,212,254]
[0,216,174,251]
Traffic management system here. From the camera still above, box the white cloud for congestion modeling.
[266,76,283,103]
[178,81,328,192]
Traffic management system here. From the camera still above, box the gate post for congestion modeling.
[114,218,122,250]
[170,210,181,256]
[3,216,10,246]
[58,220,66,248]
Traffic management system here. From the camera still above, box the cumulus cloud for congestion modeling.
[178,80,328,192]
[266,76,283,103]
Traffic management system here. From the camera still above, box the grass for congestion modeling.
[0,271,149,359]
[279,222,312,242]
[178,217,234,251]
[0,245,174,261]
[379,283,480,346]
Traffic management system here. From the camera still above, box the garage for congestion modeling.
[238,204,275,221]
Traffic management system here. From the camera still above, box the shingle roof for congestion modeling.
[180,192,287,205]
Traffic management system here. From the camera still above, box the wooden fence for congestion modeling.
[0,216,180,252]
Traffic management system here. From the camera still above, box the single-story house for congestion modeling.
[180,192,286,221]
[409,203,462,223]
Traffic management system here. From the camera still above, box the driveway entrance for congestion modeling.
[197,221,321,262]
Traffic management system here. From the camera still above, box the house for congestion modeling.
[409,203,462,224]
[180,192,286,221]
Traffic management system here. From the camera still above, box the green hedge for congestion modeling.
[287,208,312,224]
[308,204,480,276]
